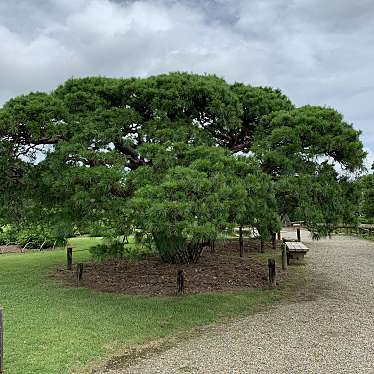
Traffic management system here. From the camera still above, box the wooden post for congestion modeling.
[177,270,185,294]
[277,231,281,240]
[282,244,288,271]
[0,308,3,373]
[297,228,301,242]
[271,233,276,250]
[239,226,244,257]
[260,239,264,253]
[67,247,73,270]
[76,263,83,286]
[268,259,276,287]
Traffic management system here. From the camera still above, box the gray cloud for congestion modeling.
[0,0,373,166]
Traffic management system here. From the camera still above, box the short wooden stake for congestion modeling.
[297,228,301,242]
[177,270,185,295]
[272,233,276,250]
[76,263,83,286]
[268,259,276,287]
[277,231,281,240]
[0,308,3,373]
[67,247,73,270]
[282,245,288,271]
[260,239,264,253]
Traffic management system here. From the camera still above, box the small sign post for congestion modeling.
[268,259,276,287]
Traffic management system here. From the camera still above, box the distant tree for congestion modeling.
[253,105,366,233]
[359,172,374,222]
[275,163,361,235]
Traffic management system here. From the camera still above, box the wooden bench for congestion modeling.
[284,241,309,263]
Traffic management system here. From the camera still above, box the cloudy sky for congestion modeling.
[1,0,373,166]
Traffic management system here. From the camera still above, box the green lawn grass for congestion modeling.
[0,237,295,374]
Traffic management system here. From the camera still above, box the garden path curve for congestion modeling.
[99,230,374,373]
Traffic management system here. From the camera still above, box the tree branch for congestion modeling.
[113,141,148,169]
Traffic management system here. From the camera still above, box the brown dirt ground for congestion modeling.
[0,244,24,254]
[55,239,286,297]
[0,245,59,253]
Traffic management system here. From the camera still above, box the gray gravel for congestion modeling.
[98,230,374,373]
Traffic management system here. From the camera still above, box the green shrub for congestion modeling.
[0,225,67,249]
[89,238,155,261]
[89,241,127,261]
[0,225,18,245]
[134,231,155,251]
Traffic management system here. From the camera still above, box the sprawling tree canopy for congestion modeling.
[0,72,366,261]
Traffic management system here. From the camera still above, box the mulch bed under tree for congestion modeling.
[55,240,286,297]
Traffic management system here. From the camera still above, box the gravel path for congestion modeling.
[99,231,374,373]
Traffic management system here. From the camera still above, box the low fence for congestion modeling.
[214,238,282,253]
[333,224,374,236]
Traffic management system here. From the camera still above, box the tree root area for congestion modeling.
[55,251,286,297]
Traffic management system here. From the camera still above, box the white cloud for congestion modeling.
[0,0,373,165]
[365,148,374,171]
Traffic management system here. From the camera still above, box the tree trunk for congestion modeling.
[153,233,206,264]
[239,226,244,257]
[210,240,215,253]
[177,270,185,294]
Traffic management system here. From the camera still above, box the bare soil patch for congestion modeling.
[0,245,59,254]
[0,244,24,254]
[55,243,285,296]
